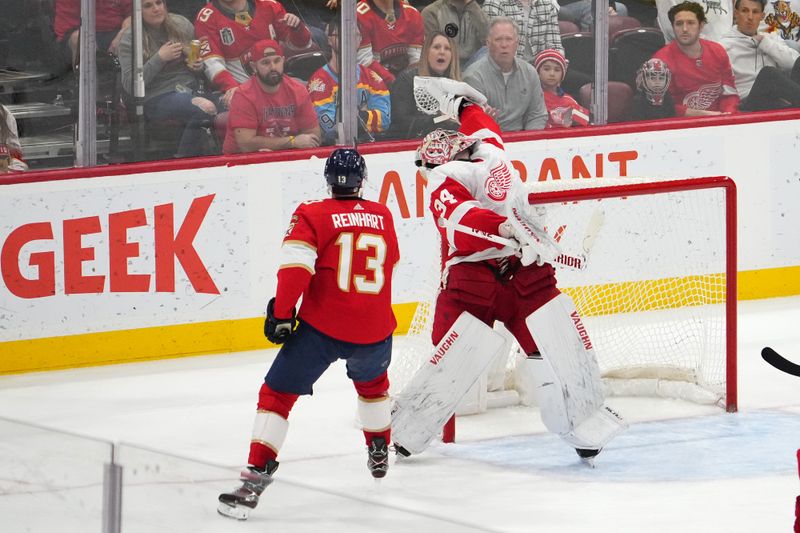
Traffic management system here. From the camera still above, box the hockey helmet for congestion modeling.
[324,148,367,192]
[636,58,671,106]
[414,129,479,170]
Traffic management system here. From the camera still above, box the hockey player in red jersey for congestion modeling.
[393,77,624,461]
[194,0,313,106]
[218,148,400,521]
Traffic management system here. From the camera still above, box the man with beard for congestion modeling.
[223,39,321,154]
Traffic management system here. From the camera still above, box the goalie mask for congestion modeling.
[414,129,480,173]
[325,148,367,194]
[636,58,671,106]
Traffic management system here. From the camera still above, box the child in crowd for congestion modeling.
[629,58,676,121]
[534,49,590,128]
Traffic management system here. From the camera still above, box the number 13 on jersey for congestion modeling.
[335,232,387,294]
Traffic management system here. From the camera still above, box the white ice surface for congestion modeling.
[0,297,798,532]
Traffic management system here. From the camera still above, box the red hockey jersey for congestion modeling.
[194,0,312,91]
[653,40,739,115]
[543,91,590,128]
[275,198,400,344]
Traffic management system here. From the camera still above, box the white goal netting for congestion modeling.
[389,177,736,412]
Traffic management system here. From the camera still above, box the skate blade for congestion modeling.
[580,457,597,469]
[217,502,251,520]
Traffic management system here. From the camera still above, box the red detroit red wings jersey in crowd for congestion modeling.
[275,198,400,344]
[222,75,318,153]
[653,40,739,115]
[195,0,312,91]
[357,0,424,75]
[54,0,132,40]
[543,92,590,128]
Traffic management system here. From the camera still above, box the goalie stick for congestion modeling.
[761,347,800,377]
[437,214,603,271]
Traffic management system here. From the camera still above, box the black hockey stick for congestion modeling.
[761,347,800,377]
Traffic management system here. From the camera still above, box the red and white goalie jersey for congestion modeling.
[357,0,424,77]
[653,39,739,115]
[195,0,312,92]
[274,198,400,344]
[425,104,528,273]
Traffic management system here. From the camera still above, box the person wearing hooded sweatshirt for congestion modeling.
[722,0,800,110]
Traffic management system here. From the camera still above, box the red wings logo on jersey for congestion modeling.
[683,82,722,110]
[485,163,512,202]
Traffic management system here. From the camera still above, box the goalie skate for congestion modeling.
[217,461,279,520]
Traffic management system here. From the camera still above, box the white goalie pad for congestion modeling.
[392,312,507,455]
[525,293,627,450]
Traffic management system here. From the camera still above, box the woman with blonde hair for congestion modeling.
[0,105,28,173]
[119,0,217,158]
[388,31,462,140]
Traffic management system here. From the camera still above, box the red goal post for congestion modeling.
[390,175,738,437]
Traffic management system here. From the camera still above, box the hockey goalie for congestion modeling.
[391,76,626,462]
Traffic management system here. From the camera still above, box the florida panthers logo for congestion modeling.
[485,163,512,201]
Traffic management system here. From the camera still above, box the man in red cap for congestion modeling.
[194,0,313,109]
[223,39,320,154]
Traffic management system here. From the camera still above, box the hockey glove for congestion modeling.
[265,297,297,345]
[501,188,562,266]
[499,222,543,266]
[413,76,487,123]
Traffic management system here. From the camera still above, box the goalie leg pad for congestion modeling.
[524,293,626,449]
[391,312,507,455]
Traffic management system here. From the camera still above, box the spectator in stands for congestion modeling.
[763,0,800,50]
[223,39,320,154]
[482,0,563,63]
[464,18,548,130]
[119,0,217,158]
[356,0,425,80]
[722,0,800,110]
[420,0,489,67]
[307,19,391,145]
[654,1,740,115]
[195,0,314,109]
[0,105,28,173]
[558,0,629,33]
[657,0,734,42]
[629,57,677,120]
[54,0,132,68]
[388,30,462,139]
[534,49,590,127]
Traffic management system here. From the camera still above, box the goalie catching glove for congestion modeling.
[413,76,487,124]
[499,189,562,266]
[264,298,296,344]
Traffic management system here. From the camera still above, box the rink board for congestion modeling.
[1,115,800,372]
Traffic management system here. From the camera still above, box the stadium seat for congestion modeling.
[559,20,580,35]
[284,51,327,83]
[578,81,634,123]
[608,16,642,42]
[610,27,666,88]
[561,32,595,78]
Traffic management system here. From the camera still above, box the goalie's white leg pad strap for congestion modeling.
[391,312,507,455]
[525,293,625,447]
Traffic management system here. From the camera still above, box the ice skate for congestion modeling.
[393,443,411,458]
[367,437,389,479]
[576,448,601,468]
[217,461,279,520]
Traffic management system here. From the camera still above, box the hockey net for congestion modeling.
[389,176,737,413]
